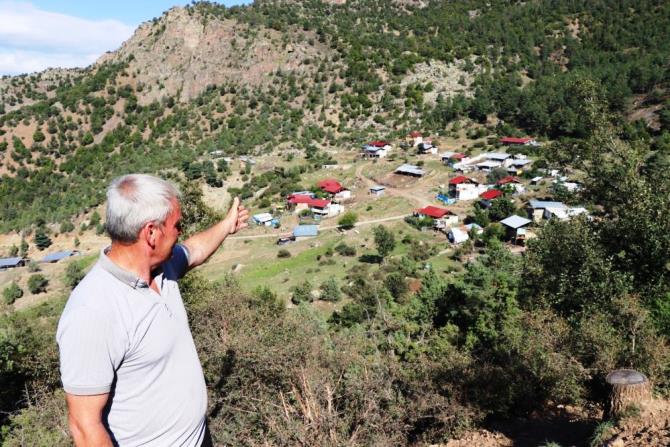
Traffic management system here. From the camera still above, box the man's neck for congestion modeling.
[106,241,155,284]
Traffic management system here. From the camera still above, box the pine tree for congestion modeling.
[33,228,52,251]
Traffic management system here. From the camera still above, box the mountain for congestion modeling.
[96,6,327,104]
[0,0,668,232]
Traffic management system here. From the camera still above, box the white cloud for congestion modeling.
[0,1,134,75]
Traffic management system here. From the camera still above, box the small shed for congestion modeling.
[252,213,274,226]
[369,186,385,196]
[293,225,319,238]
[417,142,438,155]
[448,227,469,244]
[500,215,532,243]
[465,223,484,235]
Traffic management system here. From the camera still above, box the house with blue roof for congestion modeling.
[293,225,319,238]
[0,257,25,270]
[500,215,532,244]
[40,250,79,263]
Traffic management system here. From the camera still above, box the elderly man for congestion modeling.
[57,174,249,447]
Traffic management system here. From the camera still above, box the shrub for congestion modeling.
[338,211,358,230]
[334,242,356,256]
[291,280,313,304]
[65,262,85,289]
[27,261,41,272]
[320,277,341,302]
[277,249,291,258]
[3,282,23,305]
[27,274,48,294]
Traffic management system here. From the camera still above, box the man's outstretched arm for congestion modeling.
[183,197,249,268]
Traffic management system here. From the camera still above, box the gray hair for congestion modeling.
[105,174,181,242]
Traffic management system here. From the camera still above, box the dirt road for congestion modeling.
[227,213,411,240]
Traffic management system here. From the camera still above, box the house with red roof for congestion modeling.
[408,131,423,146]
[318,179,344,194]
[496,176,521,185]
[415,206,459,230]
[480,189,503,201]
[496,176,525,194]
[500,137,538,146]
[318,178,352,201]
[448,175,477,185]
[416,206,451,219]
[287,194,343,218]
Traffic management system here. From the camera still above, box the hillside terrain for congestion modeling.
[1,0,670,445]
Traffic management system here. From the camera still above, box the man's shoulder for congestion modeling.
[65,262,125,312]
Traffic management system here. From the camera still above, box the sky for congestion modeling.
[0,0,252,76]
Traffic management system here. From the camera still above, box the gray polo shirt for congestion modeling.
[57,245,207,447]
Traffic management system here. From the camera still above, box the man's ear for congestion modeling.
[143,221,158,249]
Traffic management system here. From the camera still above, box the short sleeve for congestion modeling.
[163,244,190,280]
[57,306,126,395]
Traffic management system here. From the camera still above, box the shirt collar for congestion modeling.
[98,246,151,289]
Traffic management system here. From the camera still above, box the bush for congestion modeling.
[27,261,40,272]
[291,280,313,304]
[65,262,85,289]
[3,282,23,305]
[277,249,291,258]
[404,215,434,230]
[334,242,356,256]
[27,274,48,294]
[338,211,358,230]
[320,277,341,302]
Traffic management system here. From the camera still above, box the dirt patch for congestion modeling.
[378,171,437,189]
[400,59,476,106]
[441,405,600,447]
[601,398,670,447]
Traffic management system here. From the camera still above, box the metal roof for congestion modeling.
[395,164,425,176]
[252,213,273,223]
[41,251,77,263]
[528,200,566,209]
[369,185,385,192]
[476,160,502,168]
[0,257,23,268]
[500,215,532,229]
[293,225,319,237]
[484,152,511,161]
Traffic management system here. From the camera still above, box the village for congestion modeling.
[238,131,587,249]
[0,129,591,306]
